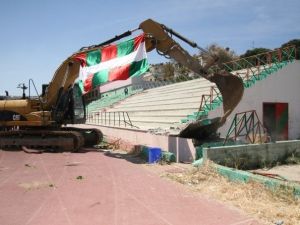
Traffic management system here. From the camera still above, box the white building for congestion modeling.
[210,60,300,141]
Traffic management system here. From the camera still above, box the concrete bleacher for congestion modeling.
[87,77,215,130]
[86,85,141,113]
[87,61,294,131]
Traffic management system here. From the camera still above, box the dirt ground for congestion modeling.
[143,161,300,225]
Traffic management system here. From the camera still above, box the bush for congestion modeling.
[281,39,300,59]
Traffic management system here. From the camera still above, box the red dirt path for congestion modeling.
[0,149,261,225]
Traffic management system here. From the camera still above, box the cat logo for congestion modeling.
[12,114,21,121]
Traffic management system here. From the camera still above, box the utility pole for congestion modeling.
[17,83,28,99]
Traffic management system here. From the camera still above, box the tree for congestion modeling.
[240,48,272,58]
[199,44,238,69]
[240,48,271,58]
[281,39,300,59]
[239,48,272,67]
[174,63,190,77]
[162,62,175,80]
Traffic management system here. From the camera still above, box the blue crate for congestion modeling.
[148,147,162,163]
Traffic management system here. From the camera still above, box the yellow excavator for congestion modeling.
[0,19,244,151]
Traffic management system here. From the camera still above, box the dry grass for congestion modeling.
[97,138,137,153]
[163,162,300,225]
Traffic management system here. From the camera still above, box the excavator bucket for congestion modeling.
[210,72,244,117]
[179,73,244,140]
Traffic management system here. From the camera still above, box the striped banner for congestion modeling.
[74,34,148,93]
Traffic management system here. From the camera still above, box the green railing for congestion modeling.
[220,45,296,87]
[196,86,222,118]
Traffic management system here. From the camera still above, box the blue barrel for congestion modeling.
[148,147,162,163]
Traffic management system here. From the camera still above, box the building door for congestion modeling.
[263,103,288,141]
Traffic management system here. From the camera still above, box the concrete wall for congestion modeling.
[203,140,300,169]
[96,75,147,93]
[98,79,132,93]
[97,75,168,94]
[74,124,196,162]
[209,61,300,140]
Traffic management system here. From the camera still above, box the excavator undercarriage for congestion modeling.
[0,127,102,152]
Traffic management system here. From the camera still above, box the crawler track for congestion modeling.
[61,127,103,147]
[0,130,85,151]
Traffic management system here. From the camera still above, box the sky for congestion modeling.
[0,0,299,96]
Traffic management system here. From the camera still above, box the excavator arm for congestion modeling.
[139,19,244,139]
[42,60,81,110]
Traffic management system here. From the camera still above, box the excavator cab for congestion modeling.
[51,83,86,125]
[72,83,86,124]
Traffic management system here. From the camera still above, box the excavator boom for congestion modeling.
[139,19,244,139]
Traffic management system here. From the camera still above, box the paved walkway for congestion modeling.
[255,164,300,182]
[0,149,260,225]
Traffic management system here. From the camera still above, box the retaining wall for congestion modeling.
[203,140,300,169]
[72,124,196,162]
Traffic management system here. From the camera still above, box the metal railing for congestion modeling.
[223,110,267,145]
[196,86,221,118]
[212,45,297,82]
[87,111,139,129]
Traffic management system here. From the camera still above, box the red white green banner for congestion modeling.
[74,34,148,93]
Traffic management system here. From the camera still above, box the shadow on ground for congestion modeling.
[102,150,146,164]
[1,146,146,165]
